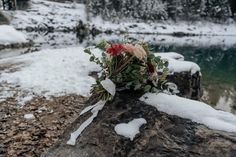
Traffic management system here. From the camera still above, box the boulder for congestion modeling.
[43,91,236,157]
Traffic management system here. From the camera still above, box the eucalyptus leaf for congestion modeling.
[144,85,152,92]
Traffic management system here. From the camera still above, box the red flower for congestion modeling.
[106,44,126,56]
[147,63,155,73]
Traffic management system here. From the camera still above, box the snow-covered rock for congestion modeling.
[155,53,200,75]
[140,93,236,133]
[0,25,27,45]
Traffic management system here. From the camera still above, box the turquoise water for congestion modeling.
[152,45,236,114]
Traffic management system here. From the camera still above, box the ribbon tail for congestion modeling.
[67,100,106,145]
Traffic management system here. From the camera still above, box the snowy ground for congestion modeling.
[9,0,87,30]
[0,47,101,104]
[7,0,236,36]
[91,16,236,36]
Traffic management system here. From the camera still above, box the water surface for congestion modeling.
[152,44,236,114]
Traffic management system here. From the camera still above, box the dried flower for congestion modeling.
[106,44,126,56]
[123,44,146,60]
[147,63,155,73]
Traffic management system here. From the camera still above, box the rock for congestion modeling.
[43,91,236,157]
[167,71,202,100]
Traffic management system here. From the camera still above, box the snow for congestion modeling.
[10,0,87,30]
[0,25,28,45]
[140,93,236,133]
[155,53,200,75]
[24,113,35,120]
[114,118,147,141]
[18,95,34,106]
[167,59,200,75]
[8,0,236,36]
[156,52,184,61]
[0,47,101,98]
[92,17,236,36]
[0,87,14,102]
[67,100,106,145]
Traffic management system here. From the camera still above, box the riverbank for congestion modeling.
[6,0,236,36]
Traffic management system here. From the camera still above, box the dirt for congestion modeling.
[0,94,87,157]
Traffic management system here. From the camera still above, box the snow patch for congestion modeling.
[18,95,33,106]
[156,52,184,61]
[140,93,236,133]
[114,118,147,141]
[0,87,14,102]
[0,25,27,45]
[24,113,35,120]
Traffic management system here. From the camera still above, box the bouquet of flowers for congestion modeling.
[84,40,169,101]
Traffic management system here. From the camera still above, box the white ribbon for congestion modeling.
[100,78,116,96]
[67,78,116,145]
[67,100,106,145]
[165,82,180,94]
